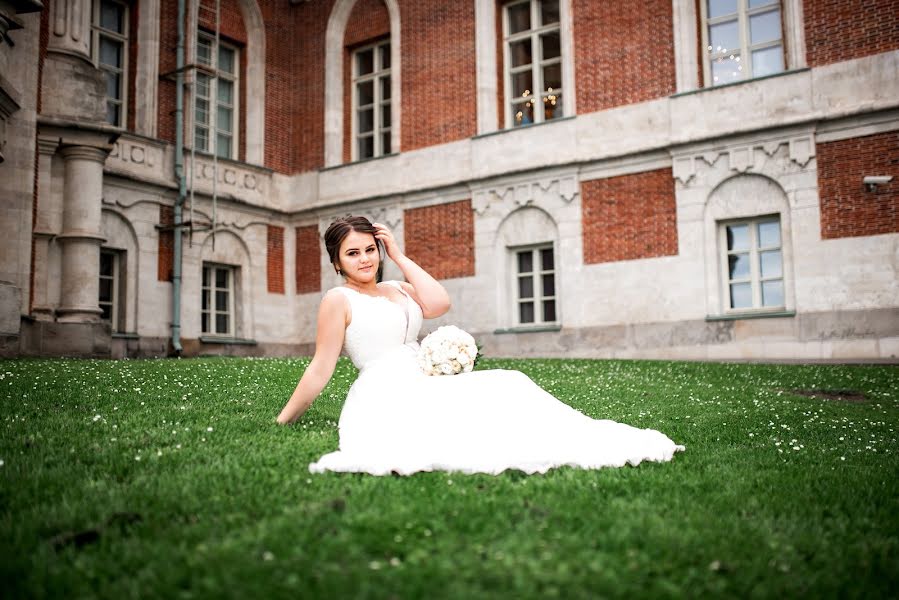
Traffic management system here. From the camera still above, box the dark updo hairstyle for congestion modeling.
[324,216,384,282]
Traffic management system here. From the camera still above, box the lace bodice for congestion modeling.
[334,281,423,371]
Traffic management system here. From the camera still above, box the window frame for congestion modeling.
[700,0,785,88]
[91,0,129,128]
[718,215,786,315]
[99,248,122,332]
[502,0,563,129]
[512,243,558,327]
[201,263,237,337]
[194,31,240,160]
[351,39,392,162]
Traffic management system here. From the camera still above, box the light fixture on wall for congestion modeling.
[863,176,893,192]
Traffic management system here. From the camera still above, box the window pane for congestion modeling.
[217,79,233,105]
[540,248,554,270]
[749,0,778,7]
[762,280,784,307]
[216,290,228,311]
[709,19,739,54]
[541,32,561,61]
[726,224,749,251]
[381,131,391,155]
[106,103,120,126]
[215,268,227,288]
[707,0,737,18]
[519,301,535,324]
[100,252,114,277]
[728,253,750,279]
[358,81,374,106]
[202,290,209,311]
[196,75,210,98]
[543,93,562,120]
[106,71,121,99]
[751,45,784,77]
[197,38,212,66]
[217,106,233,132]
[100,0,125,32]
[202,267,210,287]
[750,9,782,45]
[202,313,209,333]
[758,221,781,247]
[195,99,209,124]
[729,282,752,309]
[510,40,532,68]
[218,46,235,74]
[100,303,112,320]
[517,251,533,273]
[512,70,534,100]
[543,63,562,91]
[216,314,229,334]
[540,0,560,25]
[711,55,742,85]
[358,109,374,133]
[357,49,374,75]
[100,37,122,67]
[542,273,555,296]
[99,278,112,302]
[380,44,391,69]
[358,136,374,159]
[760,250,782,278]
[508,2,531,34]
[380,76,391,100]
[518,276,534,299]
[512,101,535,126]
[381,105,391,128]
[543,299,556,322]
[195,127,208,151]
[216,134,231,158]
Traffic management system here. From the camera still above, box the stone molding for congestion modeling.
[471,172,579,218]
[60,143,110,163]
[48,0,91,59]
[134,0,160,137]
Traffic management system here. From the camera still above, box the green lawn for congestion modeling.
[1,357,897,598]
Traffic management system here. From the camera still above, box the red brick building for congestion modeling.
[0,0,897,360]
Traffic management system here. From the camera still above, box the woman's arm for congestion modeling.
[276,290,348,425]
[373,222,451,319]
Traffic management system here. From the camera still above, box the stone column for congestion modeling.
[56,144,108,323]
[31,137,61,321]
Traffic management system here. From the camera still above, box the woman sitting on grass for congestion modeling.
[277,216,684,475]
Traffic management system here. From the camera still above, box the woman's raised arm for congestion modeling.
[276,290,348,425]
[373,222,451,319]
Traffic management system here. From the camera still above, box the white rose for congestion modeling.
[439,363,454,375]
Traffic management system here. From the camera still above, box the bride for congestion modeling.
[277,216,685,475]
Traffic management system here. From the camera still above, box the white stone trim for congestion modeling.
[474,0,497,134]
[240,0,266,165]
[325,0,401,167]
[782,0,806,70]
[558,0,575,119]
[815,110,899,143]
[672,0,699,93]
[579,150,672,182]
[134,0,160,137]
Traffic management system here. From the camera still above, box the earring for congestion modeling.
[336,268,342,275]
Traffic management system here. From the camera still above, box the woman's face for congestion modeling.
[337,229,379,283]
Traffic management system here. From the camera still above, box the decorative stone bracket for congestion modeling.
[471,174,579,216]
[673,135,816,185]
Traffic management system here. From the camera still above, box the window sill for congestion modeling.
[493,325,562,335]
[705,310,796,322]
[472,115,576,141]
[198,336,258,345]
[111,332,140,339]
[670,68,811,99]
[320,152,399,172]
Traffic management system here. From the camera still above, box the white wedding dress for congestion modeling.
[309,281,685,475]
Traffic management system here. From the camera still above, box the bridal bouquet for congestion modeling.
[417,325,479,376]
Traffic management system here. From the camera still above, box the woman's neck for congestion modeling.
[344,279,379,294]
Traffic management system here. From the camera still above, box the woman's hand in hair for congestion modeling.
[373,223,404,262]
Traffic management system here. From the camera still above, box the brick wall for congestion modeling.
[157,205,174,281]
[295,225,322,293]
[582,169,678,264]
[817,131,899,239]
[572,0,676,114]
[127,1,139,131]
[404,200,475,279]
[399,0,477,152]
[267,225,285,293]
[262,0,305,173]
[804,0,899,67]
[343,0,391,163]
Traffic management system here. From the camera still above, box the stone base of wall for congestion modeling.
[11,319,113,358]
[477,307,899,362]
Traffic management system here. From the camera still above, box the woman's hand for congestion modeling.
[373,223,404,262]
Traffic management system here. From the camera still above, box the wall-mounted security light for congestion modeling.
[863,175,893,192]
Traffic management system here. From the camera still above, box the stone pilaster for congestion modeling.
[47,0,91,59]
[31,137,60,321]
[56,144,109,323]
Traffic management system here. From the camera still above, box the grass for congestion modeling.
[0,356,897,599]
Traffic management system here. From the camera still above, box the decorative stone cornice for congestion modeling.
[471,173,579,217]
[60,144,112,164]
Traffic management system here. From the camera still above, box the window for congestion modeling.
[202,264,235,336]
[99,249,123,332]
[702,0,784,87]
[92,0,129,127]
[514,245,557,325]
[195,32,239,159]
[503,0,562,128]
[353,40,391,160]
[720,217,784,311]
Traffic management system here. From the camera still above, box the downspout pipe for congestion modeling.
[171,0,186,354]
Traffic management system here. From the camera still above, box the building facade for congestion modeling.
[1,0,897,360]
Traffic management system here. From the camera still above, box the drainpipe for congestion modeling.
[171,0,186,354]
